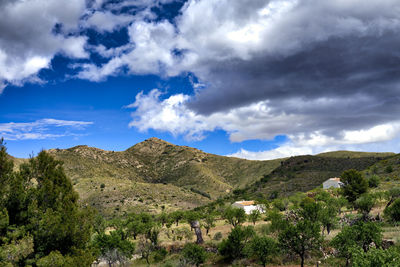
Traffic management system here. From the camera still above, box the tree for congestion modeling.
[278,219,322,267]
[248,209,261,225]
[248,236,278,267]
[219,226,255,261]
[355,194,376,219]
[171,210,184,226]
[202,213,216,235]
[125,212,154,240]
[341,169,368,203]
[384,198,400,222]
[92,230,135,267]
[137,236,152,265]
[351,246,400,267]
[0,138,13,208]
[331,221,382,266]
[182,243,207,267]
[0,149,96,265]
[36,250,71,267]
[186,211,204,244]
[223,207,246,227]
[384,187,400,209]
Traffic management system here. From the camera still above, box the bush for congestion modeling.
[153,247,168,262]
[367,176,380,188]
[100,183,105,189]
[219,226,255,261]
[351,246,400,266]
[213,232,223,241]
[385,165,393,173]
[247,236,278,267]
[384,198,400,222]
[181,243,207,267]
[341,169,368,203]
[190,188,211,199]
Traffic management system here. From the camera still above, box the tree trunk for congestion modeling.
[301,254,304,267]
[191,220,204,244]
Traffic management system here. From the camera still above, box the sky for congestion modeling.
[1,0,400,159]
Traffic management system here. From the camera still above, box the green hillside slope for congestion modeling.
[44,138,281,215]
[243,154,391,199]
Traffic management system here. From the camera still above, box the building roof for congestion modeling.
[235,200,255,206]
[327,177,341,182]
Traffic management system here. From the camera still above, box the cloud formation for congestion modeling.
[120,0,400,158]
[0,119,93,140]
[3,0,400,158]
[0,0,88,87]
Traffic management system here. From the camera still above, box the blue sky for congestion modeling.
[1,0,400,159]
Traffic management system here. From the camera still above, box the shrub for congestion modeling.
[367,175,380,188]
[181,243,207,267]
[153,247,168,262]
[385,165,393,173]
[213,232,223,241]
[248,236,278,267]
[100,183,105,189]
[219,226,255,261]
[384,198,400,222]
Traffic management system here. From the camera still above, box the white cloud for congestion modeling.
[0,119,93,140]
[0,0,87,89]
[127,89,400,159]
[85,11,134,32]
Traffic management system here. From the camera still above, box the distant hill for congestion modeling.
[317,150,395,158]
[241,153,392,200]
[43,138,281,216]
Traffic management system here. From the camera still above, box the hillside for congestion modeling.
[317,150,395,158]
[11,139,395,216]
[363,153,400,183]
[241,154,392,199]
[44,138,281,216]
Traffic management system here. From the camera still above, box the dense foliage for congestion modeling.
[0,140,96,266]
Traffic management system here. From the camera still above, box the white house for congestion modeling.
[323,177,343,189]
[232,200,265,214]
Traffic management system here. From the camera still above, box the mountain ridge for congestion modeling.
[10,138,396,216]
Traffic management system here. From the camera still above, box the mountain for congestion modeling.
[10,138,395,216]
[44,138,281,216]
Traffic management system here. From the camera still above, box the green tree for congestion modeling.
[248,209,261,225]
[331,221,382,266]
[278,219,322,267]
[219,226,255,261]
[384,198,400,222]
[223,207,246,227]
[248,236,278,267]
[182,243,207,267]
[341,169,368,203]
[36,250,71,267]
[202,213,216,235]
[351,246,400,267]
[0,138,13,211]
[0,235,34,266]
[92,230,135,267]
[385,187,400,209]
[170,210,184,226]
[355,194,376,219]
[0,149,95,265]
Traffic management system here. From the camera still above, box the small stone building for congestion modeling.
[323,177,343,189]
